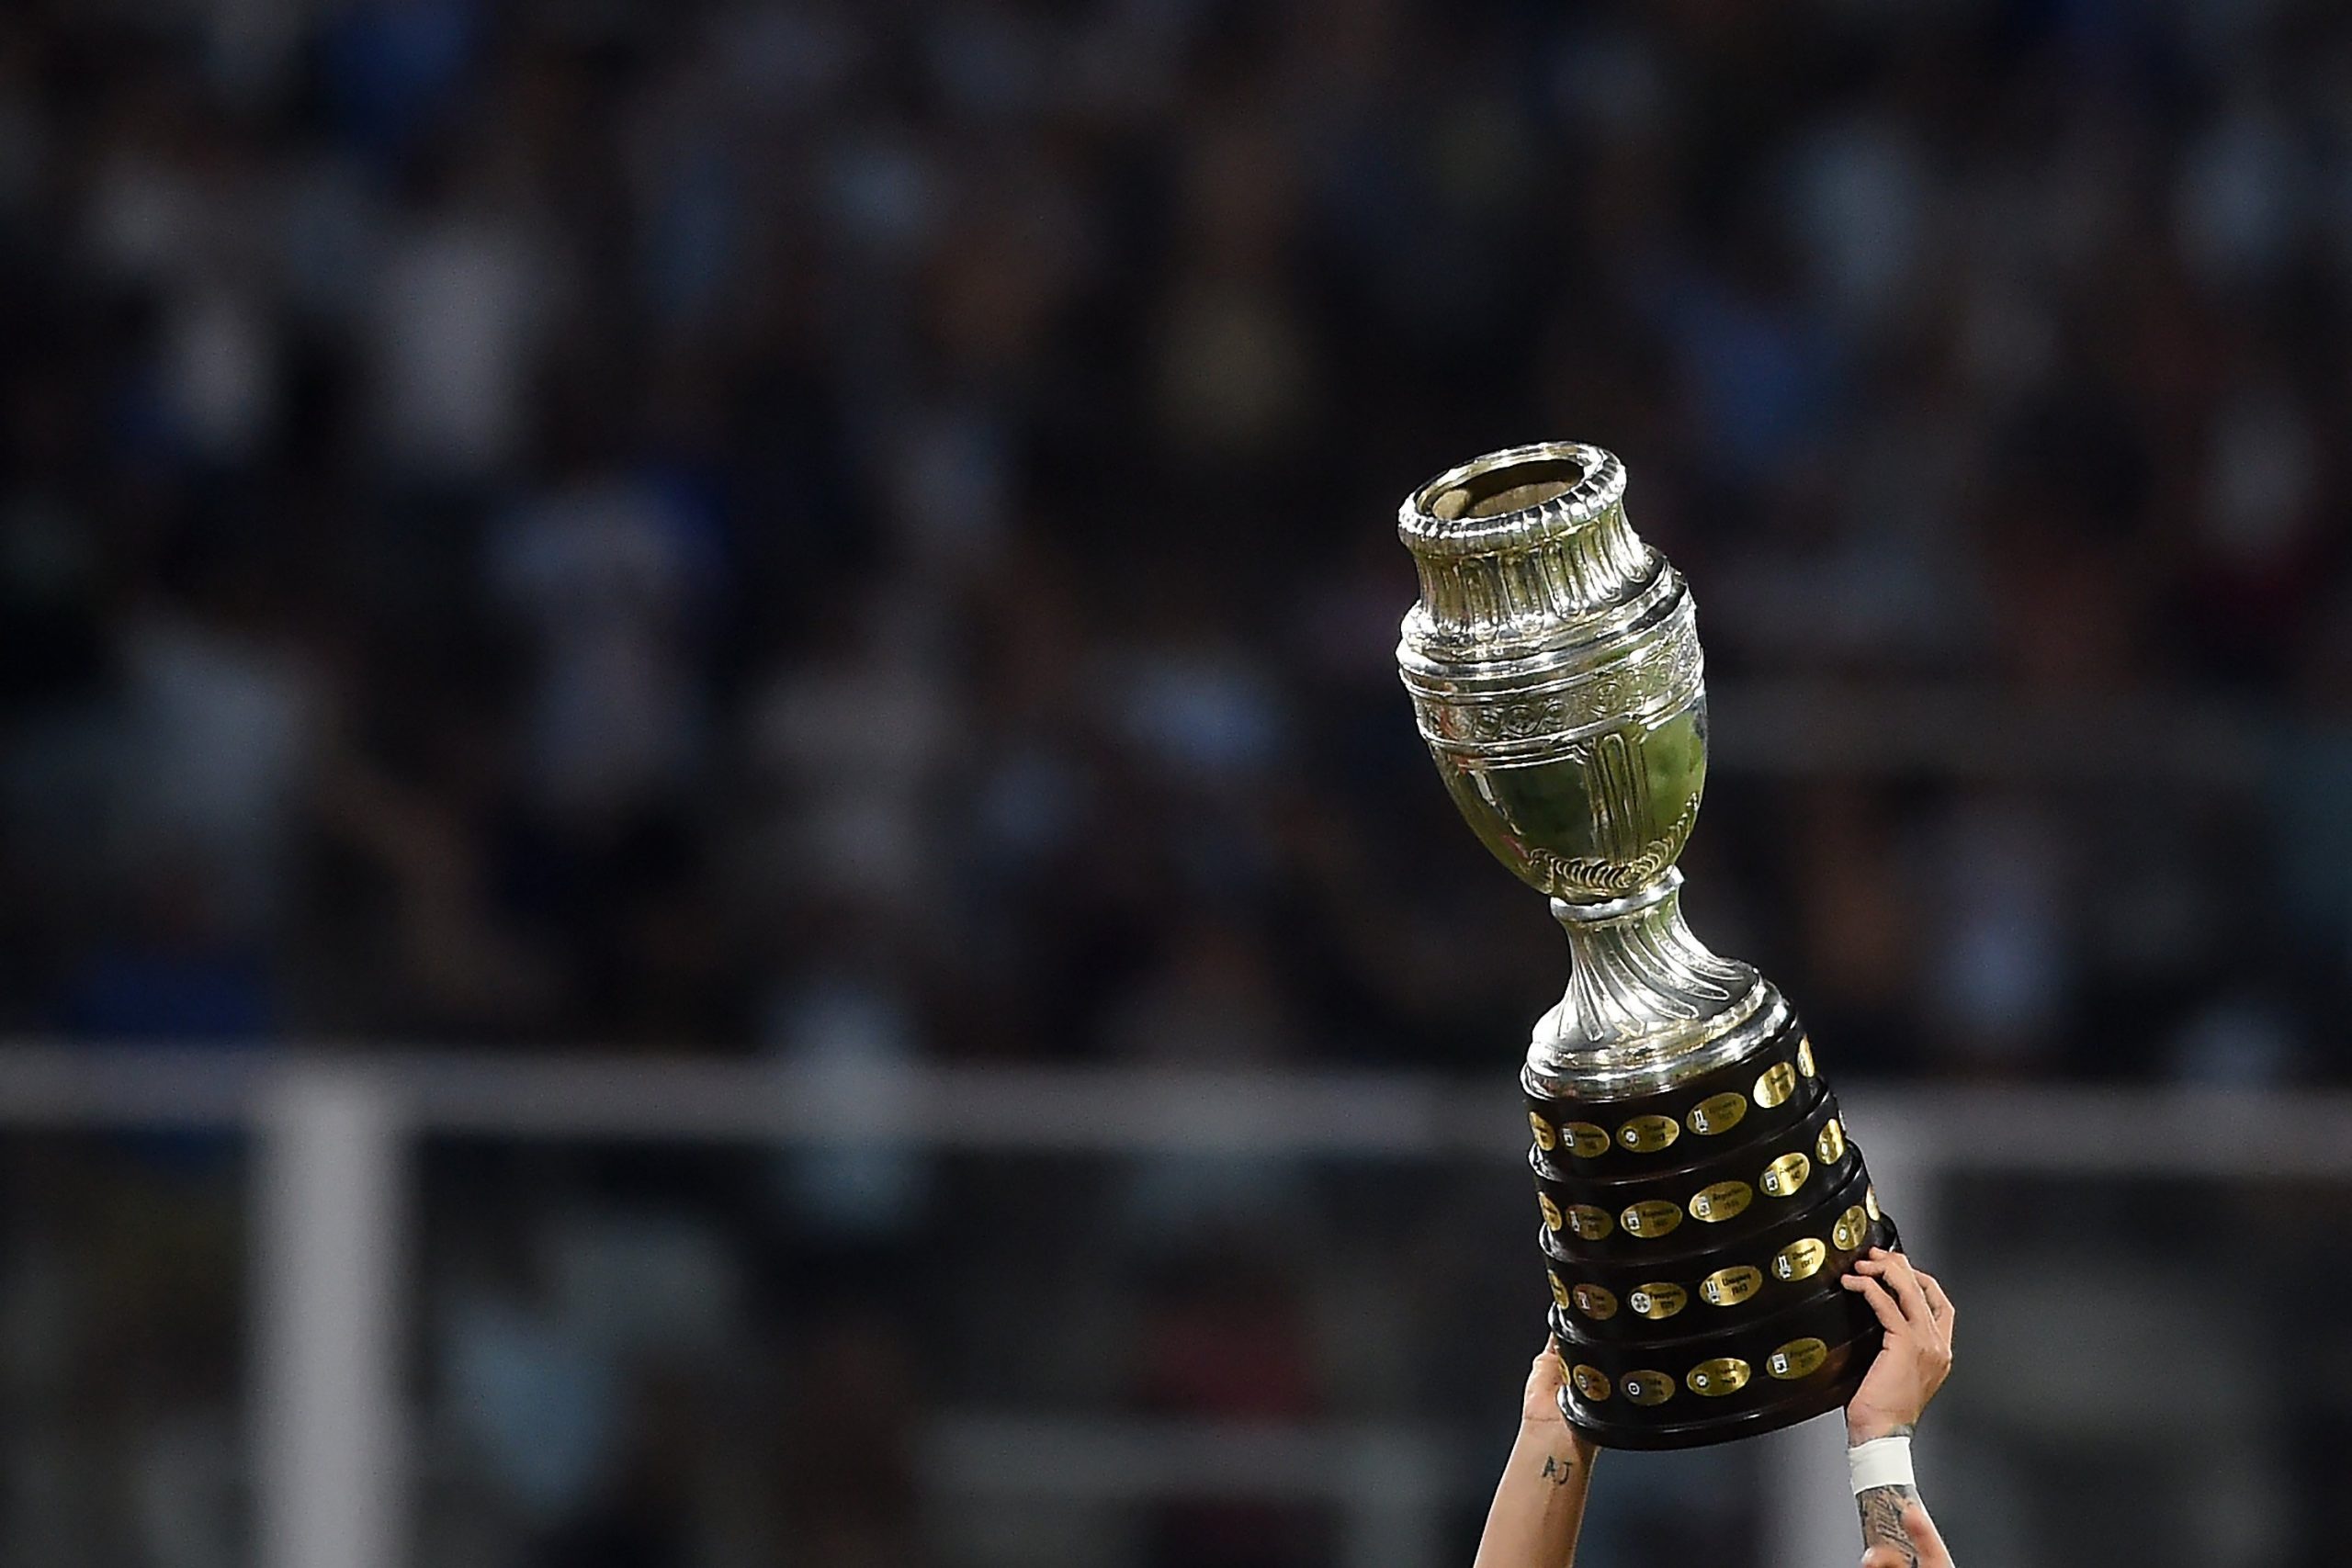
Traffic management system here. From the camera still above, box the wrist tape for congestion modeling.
[1848,1434,1915,1495]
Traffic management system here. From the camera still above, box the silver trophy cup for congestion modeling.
[1396,442,1897,1449]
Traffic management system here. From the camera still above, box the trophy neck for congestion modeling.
[1397,444,1655,659]
[1528,872,1765,1093]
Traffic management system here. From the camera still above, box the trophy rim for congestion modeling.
[1396,441,1628,558]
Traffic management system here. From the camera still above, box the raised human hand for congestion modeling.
[1842,1248,1954,1442]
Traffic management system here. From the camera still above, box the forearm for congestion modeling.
[1850,1425,1921,1568]
[1857,1482,1923,1566]
[1471,1421,1595,1568]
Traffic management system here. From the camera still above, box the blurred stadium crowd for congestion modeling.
[8,0,2352,1078]
[2,0,2351,1564]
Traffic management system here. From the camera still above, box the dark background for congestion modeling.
[0,0,2347,1564]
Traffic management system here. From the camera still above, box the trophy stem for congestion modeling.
[1529,870,1763,1093]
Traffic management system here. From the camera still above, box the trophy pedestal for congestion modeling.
[1525,1010,1896,1450]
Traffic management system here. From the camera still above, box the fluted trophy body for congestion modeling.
[1396,443,1896,1450]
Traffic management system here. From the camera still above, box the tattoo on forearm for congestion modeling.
[1539,1452,1577,1487]
[1856,1485,1919,1566]
[1854,1425,1920,1565]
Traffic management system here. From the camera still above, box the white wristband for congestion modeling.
[1848,1435,1915,1495]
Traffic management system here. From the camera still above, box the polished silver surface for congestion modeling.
[1396,442,1773,1098]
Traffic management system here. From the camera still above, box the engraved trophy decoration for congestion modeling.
[1396,443,1898,1450]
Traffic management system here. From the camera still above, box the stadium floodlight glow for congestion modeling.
[1396,442,1899,1450]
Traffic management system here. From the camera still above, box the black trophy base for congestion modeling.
[1524,1009,1900,1451]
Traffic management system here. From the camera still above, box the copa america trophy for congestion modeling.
[1396,442,1898,1450]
